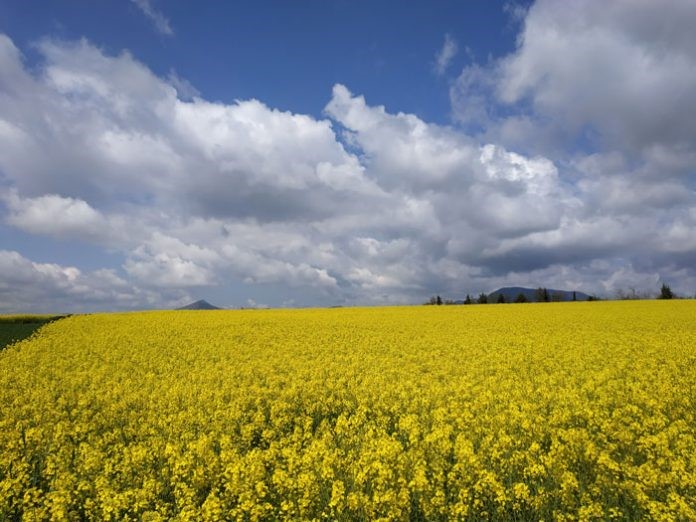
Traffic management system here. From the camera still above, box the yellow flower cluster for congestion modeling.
[1,301,695,520]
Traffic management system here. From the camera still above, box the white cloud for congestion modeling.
[167,69,200,100]
[434,34,458,75]
[443,0,696,293]
[453,0,696,157]
[449,63,497,129]
[131,0,173,36]
[1,191,144,248]
[479,144,558,196]
[124,252,216,288]
[0,250,185,313]
[4,191,108,239]
[326,83,481,193]
[1,27,695,311]
[124,233,220,287]
[245,299,269,309]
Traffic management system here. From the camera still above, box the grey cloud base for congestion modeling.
[1,16,695,311]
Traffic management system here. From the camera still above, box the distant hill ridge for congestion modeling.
[177,299,221,310]
[488,287,590,302]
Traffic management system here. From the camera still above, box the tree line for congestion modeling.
[426,288,579,305]
[614,283,679,300]
[426,283,680,305]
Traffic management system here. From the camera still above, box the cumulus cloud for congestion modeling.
[434,34,458,75]
[0,19,695,311]
[131,0,173,36]
[167,69,200,100]
[495,0,696,153]
[444,0,696,293]
[124,233,220,287]
[4,191,108,240]
[0,250,187,313]
[452,0,696,157]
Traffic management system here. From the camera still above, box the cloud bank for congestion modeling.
[1,1,695,311]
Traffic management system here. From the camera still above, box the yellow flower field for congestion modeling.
[1,301,695,520]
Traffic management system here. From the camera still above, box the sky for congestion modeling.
[1,0,695,312]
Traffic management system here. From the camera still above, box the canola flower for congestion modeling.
[0,301,695,520]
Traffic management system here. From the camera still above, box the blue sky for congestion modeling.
[1,1,523,123]
[1,0,695,311]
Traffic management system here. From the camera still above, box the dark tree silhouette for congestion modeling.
[464,294,472,305]
[497,293,506,304]
[535,287,550,302]
[659,283,674,300]
[477,293,488,304]
[515,293,527,303]
[436,295,443,305]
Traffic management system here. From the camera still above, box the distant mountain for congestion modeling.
[488,287,590,302]
[177,299,222,310]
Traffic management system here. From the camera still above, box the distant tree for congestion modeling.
[572,291,577,301]
[587,294,600,301]
[659,283,674,300]
[616,287,652,300]
[515,293,527,303]
[496,293,506,304]
[464,294,472,305]
[477,293,488,304]
[535,287,550,302]
[436,295,443,305]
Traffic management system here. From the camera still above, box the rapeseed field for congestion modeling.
[1,301,694,520]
